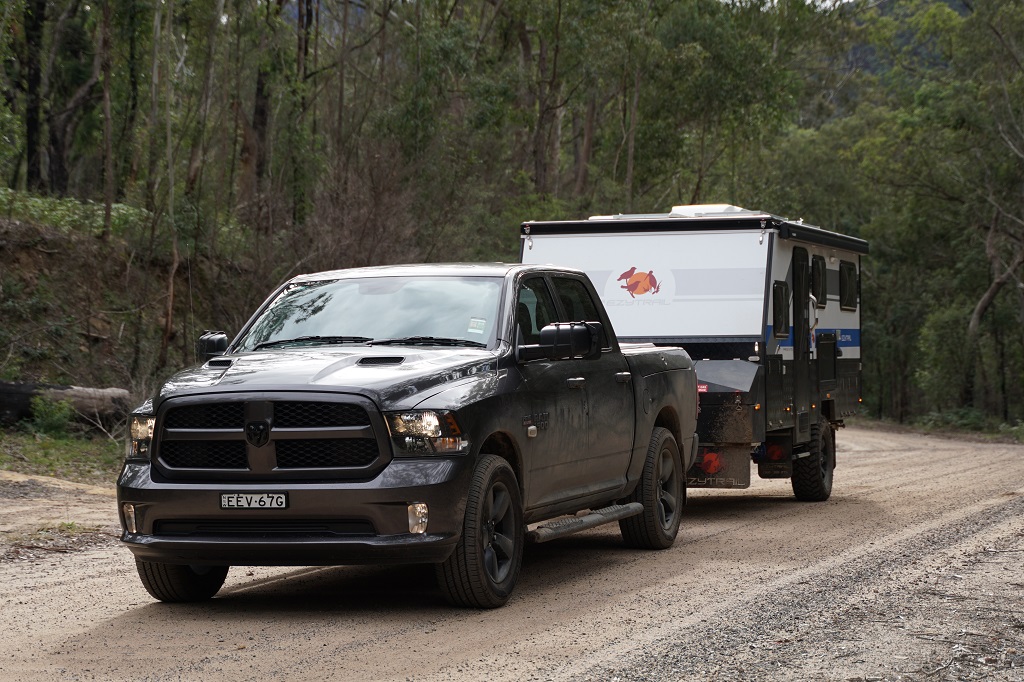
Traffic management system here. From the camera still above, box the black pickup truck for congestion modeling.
[118,263,698,607]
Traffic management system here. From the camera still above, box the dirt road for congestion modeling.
[1,425,1022,681]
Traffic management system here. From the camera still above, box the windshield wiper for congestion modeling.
[253,335,373,350]
[371,336,487,348]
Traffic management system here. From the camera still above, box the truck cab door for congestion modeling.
[514,277,589,510]
[550,275,636,494]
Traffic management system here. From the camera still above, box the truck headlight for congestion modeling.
[385,410,469,455]
[126,414,155,460]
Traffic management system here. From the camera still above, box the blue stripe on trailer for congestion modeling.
[767,327,860,347]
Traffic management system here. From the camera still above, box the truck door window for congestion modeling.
[551,277,610,348]
[839,261,859,311]
[516,278,558,344]
[772,281,790,339]
[811,255,827,308]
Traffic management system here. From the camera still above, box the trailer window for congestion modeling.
[772,281,790,339]
[839,261,858,311]
[811,256,827,308]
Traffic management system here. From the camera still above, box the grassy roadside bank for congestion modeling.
[0,429,123,487]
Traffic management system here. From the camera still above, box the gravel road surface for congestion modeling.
[1,425,1022,681]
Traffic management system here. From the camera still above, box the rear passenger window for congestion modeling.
[811,256,827,308]
[551,277,610,348]
[839,261,859,311]
[772,281,790,339]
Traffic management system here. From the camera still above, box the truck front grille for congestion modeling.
[164,402,246,429]
[273,401,368,428]
[275,439,379,468]
[154,395,388,481]
[160,441,249,469]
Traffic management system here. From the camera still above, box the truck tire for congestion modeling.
[791,420,834,501]
[135,560,229,602]
[436,455,524,608]
[619,427,683,549]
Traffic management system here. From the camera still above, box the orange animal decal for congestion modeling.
[618,266,661,298]
[700,451,723,475]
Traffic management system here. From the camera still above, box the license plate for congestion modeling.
[220,492,288,509]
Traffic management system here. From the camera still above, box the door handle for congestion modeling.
[567,377,586,389]
[615,372,632,383]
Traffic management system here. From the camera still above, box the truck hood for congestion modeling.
[155,347,499,411]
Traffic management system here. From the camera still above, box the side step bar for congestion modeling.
[525,502,643,544]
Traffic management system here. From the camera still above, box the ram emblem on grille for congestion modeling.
[245,420,271,447]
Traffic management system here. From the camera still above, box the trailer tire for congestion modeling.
[619,427,683,549]
[435,455,524,608]
[792,420,834,501]
[135,560,228,602]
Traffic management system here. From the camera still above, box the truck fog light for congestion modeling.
[408,503,428,534]
[122,503,138,534]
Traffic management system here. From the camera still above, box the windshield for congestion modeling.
[233,275,504,352]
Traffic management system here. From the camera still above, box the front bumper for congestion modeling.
[117,456,474,566]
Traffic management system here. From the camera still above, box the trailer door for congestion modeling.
[792,247,811,442]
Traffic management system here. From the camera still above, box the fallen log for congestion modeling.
[0,381,132,425]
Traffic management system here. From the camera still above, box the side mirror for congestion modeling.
[197,330,229,361]
[518,322,602,362]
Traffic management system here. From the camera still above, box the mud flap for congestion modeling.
[757,434,794,479]
[686,445,751,489]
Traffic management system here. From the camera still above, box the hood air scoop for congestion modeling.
[358,356,405,366]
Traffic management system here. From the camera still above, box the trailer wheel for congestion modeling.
[436,455,524,608]
[791,420,834,501]
[135,560,228,602]
[619,427,683,549]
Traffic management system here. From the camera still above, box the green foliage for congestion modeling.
[1,0,1023,433]
[915,303,973,411]
[0,188,151,236]
[917,408,990,433]
[0,429,124,485]
[0,102,21,185]
[28,396,75,437]
[998,421,1024,443]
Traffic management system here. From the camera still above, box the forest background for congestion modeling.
[1,0,1023,434]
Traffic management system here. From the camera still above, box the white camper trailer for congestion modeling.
[520,205,869,501]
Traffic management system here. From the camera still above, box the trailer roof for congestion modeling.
[522,204,869,255]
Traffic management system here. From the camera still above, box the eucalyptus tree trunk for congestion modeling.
[23,0,46,192]
[101,0,114,239]
[186,0,227,195]
[158,0,178,370]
